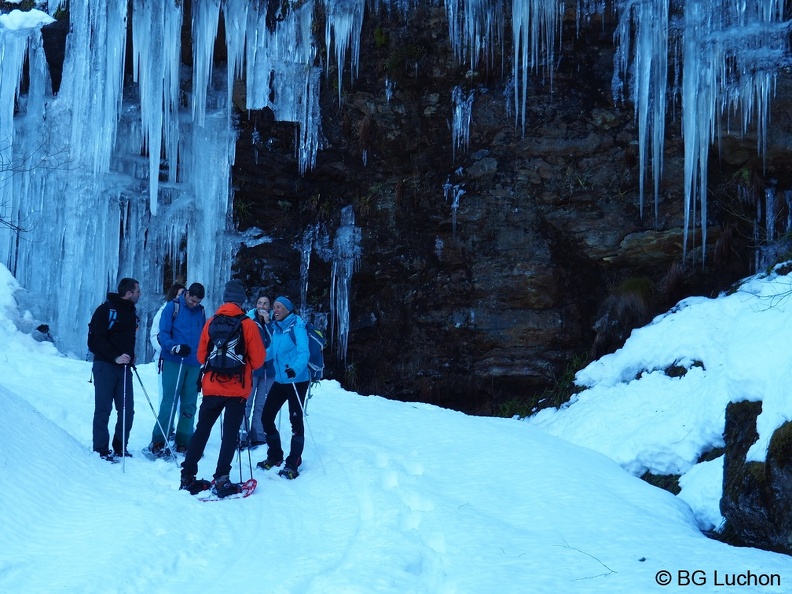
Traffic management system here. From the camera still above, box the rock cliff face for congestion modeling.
[721,402,792,555]
[203,1,792,557]
[231,5,774,413]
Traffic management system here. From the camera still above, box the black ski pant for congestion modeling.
[92,361,134,455]
[181,395,246,480]
[261,380,309,468]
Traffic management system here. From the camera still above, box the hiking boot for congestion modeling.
[150,442,173,459]
[214,475,242,498]
[99,451,117,463]
[256,457,283,471]
[114,450,133,458]
[278,464,299,480]
[180,475,211,495]
[176,445,188,454]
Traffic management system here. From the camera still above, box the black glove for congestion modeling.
[171,344,191,356]
[285,367,296,379]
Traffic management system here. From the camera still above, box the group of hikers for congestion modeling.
[87,276,314,497]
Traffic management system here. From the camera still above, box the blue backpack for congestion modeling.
[289,321,326,382]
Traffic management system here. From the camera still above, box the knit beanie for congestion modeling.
[274,296,295,313]
[223,279,247,305]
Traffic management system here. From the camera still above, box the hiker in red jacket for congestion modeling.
[179,279,265,498]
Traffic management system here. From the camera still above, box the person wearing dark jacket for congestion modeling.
[147,282,205,457]
[180,279,265,498]
[256,296,310,480]
[88,277,141,462]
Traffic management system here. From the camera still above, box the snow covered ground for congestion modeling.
[0,261,790,593]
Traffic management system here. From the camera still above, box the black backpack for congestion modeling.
[87,304,117,354]
[203,314,247,384]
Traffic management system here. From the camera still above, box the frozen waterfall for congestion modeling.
[0,1,346,362]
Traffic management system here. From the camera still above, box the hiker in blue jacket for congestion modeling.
[243,293,275,449]
[256,295,310,479]
[147,282,206,457]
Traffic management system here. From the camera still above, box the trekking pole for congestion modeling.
[292,382,325,474]
[236,409,243,483]
[242,412,254,480]
[122,365,128,474]
[303,382,314,416]
[166,358,184,449]
[131,366,180,467]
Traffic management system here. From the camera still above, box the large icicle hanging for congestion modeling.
[299,225,318,314]
[613,0,668,223]
[611,0,791,261]
[323,0,366,104]
[1,3,130,357]
[445,0,505,73]
[1,1,246,361]
[0,13,55,280]
[245,0,321,174]
[0,24,33,254]
[511,0,561,134]
[330,206,361,364]
[452,86,475,162]
[132,0,184,216]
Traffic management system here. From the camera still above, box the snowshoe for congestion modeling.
[198,478,257,502]
[180,476,212,495]
[142,443,175,461]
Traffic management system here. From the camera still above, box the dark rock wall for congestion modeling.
[721,402,792,555]
[230,4,784,414]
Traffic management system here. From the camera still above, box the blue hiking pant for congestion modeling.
[92,361,134,455]
[151,359,200,448]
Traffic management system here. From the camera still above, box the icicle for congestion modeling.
[444,182,466,239]
[245,0,320,174]
[785,190,792,235]
[132,0,184,215]
[452,86,475,162]
[765,187,775,242]
[323,0,366,104]
[64,3,127,175]
[511,0,561,134]
[0,24,35,277]
[191,0,221,128]
[330,206,361,364]
[223,0,249,139]
[299,225,318,315]
[611,0,791,263]
[445,0,505,73]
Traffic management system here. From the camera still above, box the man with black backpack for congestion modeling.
[87,277,140,462]
[179,279,265,498]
